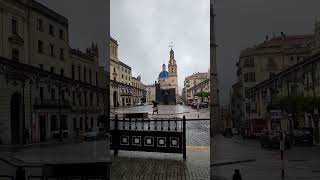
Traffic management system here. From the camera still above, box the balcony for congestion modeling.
[120,92,132,96]
[34,98,71,109]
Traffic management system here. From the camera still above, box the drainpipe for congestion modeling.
[22,81,25,144]
[29,80,32,143]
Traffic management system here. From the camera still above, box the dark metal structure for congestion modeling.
[110,114,187,159]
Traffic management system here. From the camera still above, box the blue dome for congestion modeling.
[159,71,169,78]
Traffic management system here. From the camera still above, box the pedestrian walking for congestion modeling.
[152,101,158,115]
[232,169,242,180]
[24,128,29,144]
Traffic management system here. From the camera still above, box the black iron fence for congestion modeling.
[110,114,187,159]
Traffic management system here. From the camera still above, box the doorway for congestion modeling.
[10,92,23,144]
[39,115,46,142]
[113,91,118,107]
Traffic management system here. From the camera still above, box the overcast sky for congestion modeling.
[215,0,320,105]
[111,0,210,95]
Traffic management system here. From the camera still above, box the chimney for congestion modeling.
[281,32,285,37]
[266,35,269,41]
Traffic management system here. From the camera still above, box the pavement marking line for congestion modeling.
[186,145,209,149]
[211,159,256,166]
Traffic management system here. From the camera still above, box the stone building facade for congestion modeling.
[145,84,156,104]
[247,21,320,135]
[109,38,134,107]
[131,75,146,105]
[0,0,107,145]
[183,72,209,104]
[232,32,313,129]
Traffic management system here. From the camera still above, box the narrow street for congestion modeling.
[212,135,320,180]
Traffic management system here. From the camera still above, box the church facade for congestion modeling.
[157,48,179,103]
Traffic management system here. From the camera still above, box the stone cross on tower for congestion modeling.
[169,42,174,50]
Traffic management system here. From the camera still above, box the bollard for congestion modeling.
[183,115,186,160]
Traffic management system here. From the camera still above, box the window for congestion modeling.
[96,71,98,85]
[61,90,65,100]
[243,58,255,68]
[73,118,77,130]
[80,117,83,130]
[78,92,82,106]
[38,40,44,53]
[97,94,100,106]
[39,64,43,70]
[90,92,93,106]
[269,72,275,78]
[122,74,124,78]
[60,69,64,76]
[59,29,64,39]
[72,91,76,105]
[59,48,64,60]
[50,115,58,131]
[91,117,93,128]
[12,18,17,34]
[89,69,92,84]
[36,19,43,31]
[71,65,75,80]
[60,115,67,130]
[40,87,44,100]
[49,24,54,36]
[78,66,81,81]
[244,72,255,82]
[290,56,294,61]
[84,67,87,82]
[49,44,55,57]
[85,117,88,130]
[50,66,55,73]
[51,88,55,100]
[12,48,19,61]
[84,92,87,105]
[114,67,116,72]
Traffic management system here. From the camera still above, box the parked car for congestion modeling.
[201,102,208,108]
[191,102,198,109]
[293,128,314,146]
[84,128,98,141]
[232,128,239,135]
[260,130,290,149]
[84,128,101,141]
[136,102,142,106]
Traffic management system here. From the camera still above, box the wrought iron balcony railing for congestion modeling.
[34,98,71,109]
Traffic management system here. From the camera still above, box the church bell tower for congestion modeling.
[168,47,177,76]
